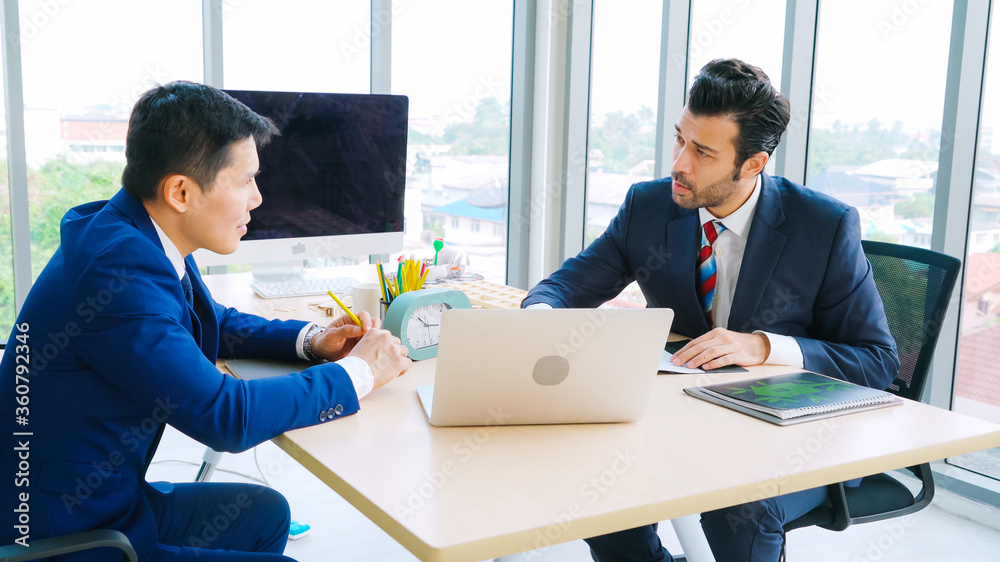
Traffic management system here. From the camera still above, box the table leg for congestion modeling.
[195,447,224,482]
[670,515,715,562]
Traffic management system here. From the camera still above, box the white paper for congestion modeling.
[658,351,707,374]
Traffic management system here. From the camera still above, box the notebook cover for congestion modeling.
[684,371,901,424]
[683,386,901,426]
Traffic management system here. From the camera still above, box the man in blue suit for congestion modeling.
[522,59,899,561]
[0,82,412,561]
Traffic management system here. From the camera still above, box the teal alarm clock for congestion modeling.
[382,287,472,360]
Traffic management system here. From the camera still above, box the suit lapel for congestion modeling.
[666,209,713,333]
[729,174,787,332]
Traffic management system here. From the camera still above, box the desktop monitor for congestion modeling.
[193,90,408,274]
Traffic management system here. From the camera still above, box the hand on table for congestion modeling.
[671,328,770,370]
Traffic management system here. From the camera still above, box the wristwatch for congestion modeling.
[301,323,325,362]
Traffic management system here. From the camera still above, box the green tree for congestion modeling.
[808,119,939,176]
[895,192,935,219]
[0,160,12,337]
[0,157,123,333]
[590,107,656,173]
[27,157,124,276]
[408,127,440,145]
[443,98,510,156]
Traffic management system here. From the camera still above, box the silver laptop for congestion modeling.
[417,307,674,426]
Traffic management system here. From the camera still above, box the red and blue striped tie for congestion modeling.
[697,220,725,325]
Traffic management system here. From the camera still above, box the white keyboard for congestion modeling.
[251,277,360,299]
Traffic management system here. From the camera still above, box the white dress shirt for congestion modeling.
[148,218,375,398]
[697,175,803,367]
[527,174,804,368]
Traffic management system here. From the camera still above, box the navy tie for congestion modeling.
[181,272,195,308]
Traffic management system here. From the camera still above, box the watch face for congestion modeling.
[406,302,451,349]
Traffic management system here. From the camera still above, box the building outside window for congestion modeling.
[392,0,513,283]
[951,2,1000,482]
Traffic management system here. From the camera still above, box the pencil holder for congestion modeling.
[379,299,390,324]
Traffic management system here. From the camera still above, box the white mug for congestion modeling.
[351,283,382,322]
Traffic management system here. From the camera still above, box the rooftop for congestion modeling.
[956,323,1000,409]
[432,197,504,222]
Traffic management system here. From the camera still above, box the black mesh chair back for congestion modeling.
[780,242,962,559]
[863,240,961,400]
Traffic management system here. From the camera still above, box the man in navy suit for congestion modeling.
[0,82,412,561]
[522,59,899,561]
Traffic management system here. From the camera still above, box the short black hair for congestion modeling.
[686,59,791,170]
[121,81,279,200]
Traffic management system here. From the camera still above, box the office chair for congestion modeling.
[780,240,962,559]
[0,528,138,561]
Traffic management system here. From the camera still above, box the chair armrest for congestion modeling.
[0,529,137,562]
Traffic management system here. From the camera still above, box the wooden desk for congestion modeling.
[203,272,1000,562]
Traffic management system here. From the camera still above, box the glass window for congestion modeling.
[950,6,1000,482]
[687,0,786,86]
[585,1,661,247]
[392,0,513,284]
[18,0,203,279]
[806,1,954,247]
[222,0,369,93]
[0,60,11,337]
[584,1,662,307]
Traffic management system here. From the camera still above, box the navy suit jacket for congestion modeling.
[0,189,360,560]
[523,173,899,389]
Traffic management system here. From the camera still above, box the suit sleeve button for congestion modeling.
[327,407,337,418]
[318,410,328,422]
[334,404,344,415]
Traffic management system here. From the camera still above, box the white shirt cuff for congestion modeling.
[336,356,376,400]
[525,303,554,309]
[755,331,804,368]
[294,324,313,360]
[295,323,374,399]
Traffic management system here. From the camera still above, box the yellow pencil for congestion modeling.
[327,290,362,326]
[376,263,388,302]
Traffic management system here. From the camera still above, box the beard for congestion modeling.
[670,168,742,210]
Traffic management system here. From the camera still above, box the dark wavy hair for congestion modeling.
[687,59,791,171]
[121,81,279,200]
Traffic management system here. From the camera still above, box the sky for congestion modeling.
[5,0,983,135]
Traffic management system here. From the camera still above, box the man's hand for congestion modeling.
[671,328,770,370]
[347,329,412,390]
[310,311,379,362]
[311,312,411,389]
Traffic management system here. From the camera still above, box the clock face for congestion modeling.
[406,302,452,349]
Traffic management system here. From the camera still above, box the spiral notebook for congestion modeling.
[684,371,901,426]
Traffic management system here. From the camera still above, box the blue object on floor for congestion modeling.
[289,520,311,540]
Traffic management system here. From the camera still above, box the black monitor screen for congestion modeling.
[225,90,408,241]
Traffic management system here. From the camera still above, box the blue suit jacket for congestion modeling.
[0,189,360,560]
[523,173,899,389]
